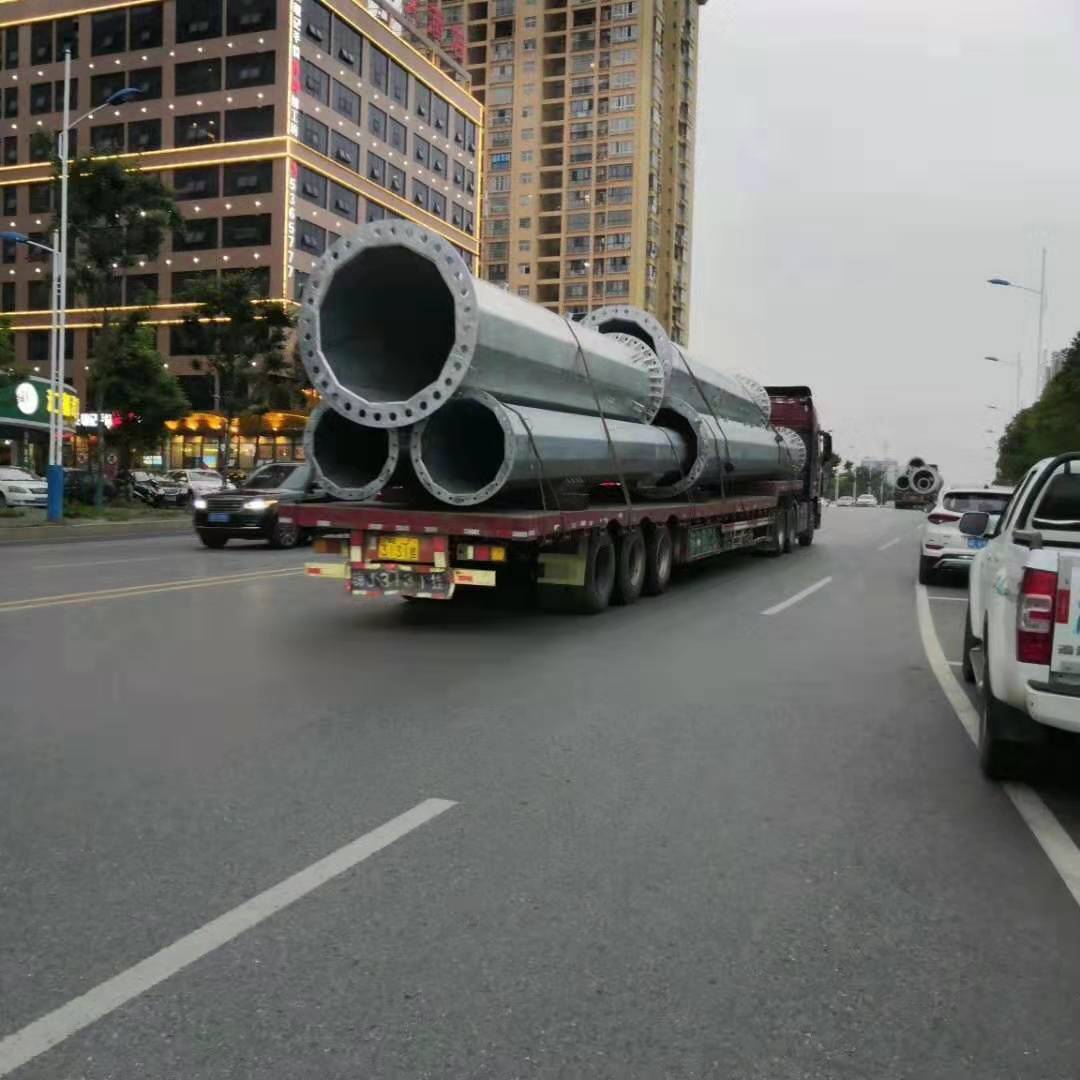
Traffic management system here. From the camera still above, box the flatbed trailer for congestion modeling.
[285,385,830,614]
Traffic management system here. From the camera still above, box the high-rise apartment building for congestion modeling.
[455,0,702,343]
[0,0,481,463]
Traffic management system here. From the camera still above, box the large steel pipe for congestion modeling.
[641,398,793,498]
[581,305,772,427]
[299,222,665,430]
[409,389,691,507]
[304,403,402,501]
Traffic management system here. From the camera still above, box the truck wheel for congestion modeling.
[763,508,787,557]
[978,626,1038,781]
[783,505,796,553]
[570,531,616,614]
[917,555,937,585]
[961,605,977,684]
[612,528,646,606]
[643,524,673,596]
[198,531,228,549]
[797,515,815,547]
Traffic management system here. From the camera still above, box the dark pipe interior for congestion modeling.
[912,469,937,492]
[653,407,697,482]
[895,474,911,490]
[319,246,455,405]
[419,398,505,495]
[312,409,391,492]
[593,316,657,356]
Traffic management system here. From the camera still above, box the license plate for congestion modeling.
[376,535,420,562]
[208,512,231,523]
[967,537,987,549]
[352,568,450,595]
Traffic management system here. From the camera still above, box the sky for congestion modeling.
[689,0,1080,483]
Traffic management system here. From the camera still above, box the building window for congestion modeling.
[128,118,162,151]
[130,67,164,101]
[412,179,429,211]
[298,166,327,207]
[92,9,127,55]
[430,191,445,219]
[225,106,274,141]
[91,123,125,154]
[5,27,19,69]
[174,218,220,251]
[1,237,14,263]
[329,131,358,170]
[223,265,270,298]
[126,274,159,304]
[1,282,14,312]
[487,263,508,282]
[175,112,220,146]
[332,81,359,122]
[224,160,273,195]
[451,203,463,229]
[329,182,357,221]
[302,0,331,45]
[366,151,385,185]
[57,17,80,61]
[388,117,406,153]
[3,88,16,120]
[4,136,17,165]
[517,285,530,298]
[31,24,53,65]
[368,103,386,141]
[91,72,126,107]
[222,213,271,246]
[332,17,362,71]
[490,152,511,172]
[296,218,326,254]
[30,83,52,116]
[387,164,404,195]
[301,59,329,104]
[130,4,165,48]
[430,146,447,177]
[293,269,310,301]
[4,187,19,215]
[365,201,386,224]
[300,112,327,154]
[176,0,223,43]
[369,47,389,93]
[414,83,431,119]
[389,60,408,105]
[226,51,275,89]
[611,93,635,111]
[27,279,51,311]
[432,95,450,133]
[414,135,430,167]
[175,59,222,96]
[227,0,276,35]
[174,165,220,200]
[452,160,464,188]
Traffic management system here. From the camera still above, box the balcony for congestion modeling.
[538,215,563,235]
[537,260,561,281]
[541,124,565,144]
[539,238,562,257]
[541,147,565,167]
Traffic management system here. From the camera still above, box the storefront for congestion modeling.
[162,411,309,472]
[0,376,79,472]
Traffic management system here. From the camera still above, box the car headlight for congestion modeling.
[243,498,277,511]
[193,497,208,510]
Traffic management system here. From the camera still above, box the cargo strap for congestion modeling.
[675,347,732,499]
[502,400,564,525]
[565,318,633,514]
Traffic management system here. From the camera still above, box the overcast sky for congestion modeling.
[690,0,1080,483]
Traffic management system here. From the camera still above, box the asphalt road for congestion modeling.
[3,509,1080,1079]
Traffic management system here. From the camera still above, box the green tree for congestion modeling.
[178,272,296,472]
[86,311,189,473]
[0,316,26,390]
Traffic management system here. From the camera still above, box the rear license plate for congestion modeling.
[352,568,450,595]
[208,512,231,523]
[967,537,987,549]
[376,535,420,562]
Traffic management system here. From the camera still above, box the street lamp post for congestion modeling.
[984,354,1022,413]
[987,246,1047,404]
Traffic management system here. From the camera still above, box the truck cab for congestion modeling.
[961,453,1080,778]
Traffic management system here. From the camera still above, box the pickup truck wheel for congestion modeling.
[268,519,300,549]
[570,531,616,614]
[978,627,1035,781]
[611,528,646,606]
[917,555,937,585]
[961,605,977,684]
[642,524,673,596]
[198,531,228,549]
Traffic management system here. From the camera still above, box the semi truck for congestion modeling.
[285,386,830,614]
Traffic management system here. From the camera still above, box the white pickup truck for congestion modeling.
[960,453,1080,779]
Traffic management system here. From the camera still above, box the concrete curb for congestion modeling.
[0,517,193,546]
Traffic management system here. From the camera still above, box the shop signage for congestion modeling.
[15,381,39,415]
[0,376,79,431]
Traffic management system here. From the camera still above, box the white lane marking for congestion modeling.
[877,537,902,551]
[915,584,1080,909]
[761,575,833,616]
[947,660,963,667]
[928,595,968,603]
[30,555,171,570]
[0,798,456,1077]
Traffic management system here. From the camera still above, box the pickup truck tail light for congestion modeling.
[1017,567,1057,664]
[927,511,960,525]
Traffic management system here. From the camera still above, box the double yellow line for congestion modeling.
[0,566,304,614]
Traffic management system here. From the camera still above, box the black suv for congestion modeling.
[193,462,318,548]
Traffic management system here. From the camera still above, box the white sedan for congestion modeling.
[0,467,48,508]
[166,469,231,501]
[856,493,878,507]
[918,484,1014,584]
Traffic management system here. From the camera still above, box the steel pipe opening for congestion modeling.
[411,389,691,507]
[911,467,940,494]
[895,474,911,490]
[301,222,665,429]
[304,403,401,501]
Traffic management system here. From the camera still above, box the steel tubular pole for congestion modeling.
[303,403,403,501]
[299,221,665,429]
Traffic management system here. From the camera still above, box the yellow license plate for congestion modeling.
[377,535,420,562]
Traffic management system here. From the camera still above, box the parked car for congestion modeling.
[63,469,117,504]
[835,495,855,507]
[856,493,878,507]
[960,454,1080,779]
[0,466,48,508]
[166,469,231,502]
[918,484,1014,584]
[193,461,317,548]
[120,470,188,508]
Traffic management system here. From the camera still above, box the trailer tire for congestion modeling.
[642,524,673,597]
[612,528,646,606]
[763,508,787,557]
[570,531,616,614]
[797,514,814,547]
[783,504,796,553]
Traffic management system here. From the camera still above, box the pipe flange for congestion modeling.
[580,305,675,377]
[774,425,806,475]
[733,374,773,423]
[410,387,520,507]
[607,332,666,425]
[638,397,711,498]
[298,220,481,429]
[304,402,401,501]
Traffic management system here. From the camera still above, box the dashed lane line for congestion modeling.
[761,576,833,616]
